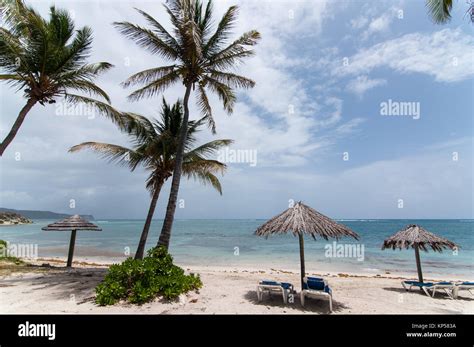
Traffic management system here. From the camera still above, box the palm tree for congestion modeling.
[0,0,117,156]
[114,0,260,250]
[69,99,232,259]
[426,0,474,24]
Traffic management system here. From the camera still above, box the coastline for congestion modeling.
[26,256,471,281]
[3,218,471,279]
[1,257,472,314]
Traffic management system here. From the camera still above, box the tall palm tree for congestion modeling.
[114,0,260,250]
[0,0,117,156]
[426,0,474,23]
[69,99,232,259]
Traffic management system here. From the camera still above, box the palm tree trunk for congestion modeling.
[157,84,193,249]
[134,180,164,260]
[0,98,37,156]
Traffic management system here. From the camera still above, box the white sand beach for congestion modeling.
[0,257,472,314]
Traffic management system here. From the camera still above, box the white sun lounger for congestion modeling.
[300,276,333,312]
[452,282,474,299]
[257,280,294,304]
[402,280,455,298]
[429,282,455,299]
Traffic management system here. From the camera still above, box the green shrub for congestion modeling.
[0,239,7,255]
[95,246,202,306]
[0,239,23,265]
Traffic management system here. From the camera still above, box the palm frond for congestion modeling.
[209,70,255,89]
[182,161,225,195]
[119,112,157,144]
[61,80,110,103]
[185,139,233,157]
[63,93,125,125]
[208,30,260,69]
[204,5,238,56]
[113,21,179,60]
[426,0,453,23]
[202,75,236,113]
[122,65,177,88]
[69,142,144,170]
[127,70,180,102]
[196,82,215,133]
[134,7,180,52]
[0,73,24,80]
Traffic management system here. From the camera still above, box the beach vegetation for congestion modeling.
[0,239,23,264]
[95,246,202,305]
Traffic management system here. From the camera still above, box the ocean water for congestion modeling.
[0,219,472,278]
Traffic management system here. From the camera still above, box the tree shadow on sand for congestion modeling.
[243,290,348,314]
[1,265,108,303]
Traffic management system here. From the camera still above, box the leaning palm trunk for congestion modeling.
[0,98,36,156]
[158,85,192,249]
[135,180,164,259]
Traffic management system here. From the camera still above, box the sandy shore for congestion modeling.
[0,257,472,314]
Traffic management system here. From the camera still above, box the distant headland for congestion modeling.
[0,208,94,221]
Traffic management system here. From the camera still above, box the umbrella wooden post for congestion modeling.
[298,232,305,289]
[42,215,101,268]
[414,244,423,284]
[67,229,77,267]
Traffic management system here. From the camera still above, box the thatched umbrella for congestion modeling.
[382,224,458,283]
[255,202,359,288]
[42,215,101,267]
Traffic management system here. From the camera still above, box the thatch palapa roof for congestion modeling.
[255,202,359,240]
[382,224,457,252]
[41,215,101,231]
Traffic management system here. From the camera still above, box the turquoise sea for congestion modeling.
[0,219,472,278]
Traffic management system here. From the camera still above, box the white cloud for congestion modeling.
[349,5,401,40]
[350,16,369,29]
[346,75,387,97]
[334,28,474,83]
[335,118,366,135]
[368,14,391,32]
[202,137,473,219]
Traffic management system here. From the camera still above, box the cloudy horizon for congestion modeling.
[0,0,472,219]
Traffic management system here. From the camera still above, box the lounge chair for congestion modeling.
[453,282,474,299]
[429,282,455,299]
[256,280,294,304]
[300,276,333,312]
[401,280,434,296]
[401,280,455,298]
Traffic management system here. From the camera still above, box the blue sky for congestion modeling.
[0,0,472,219]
